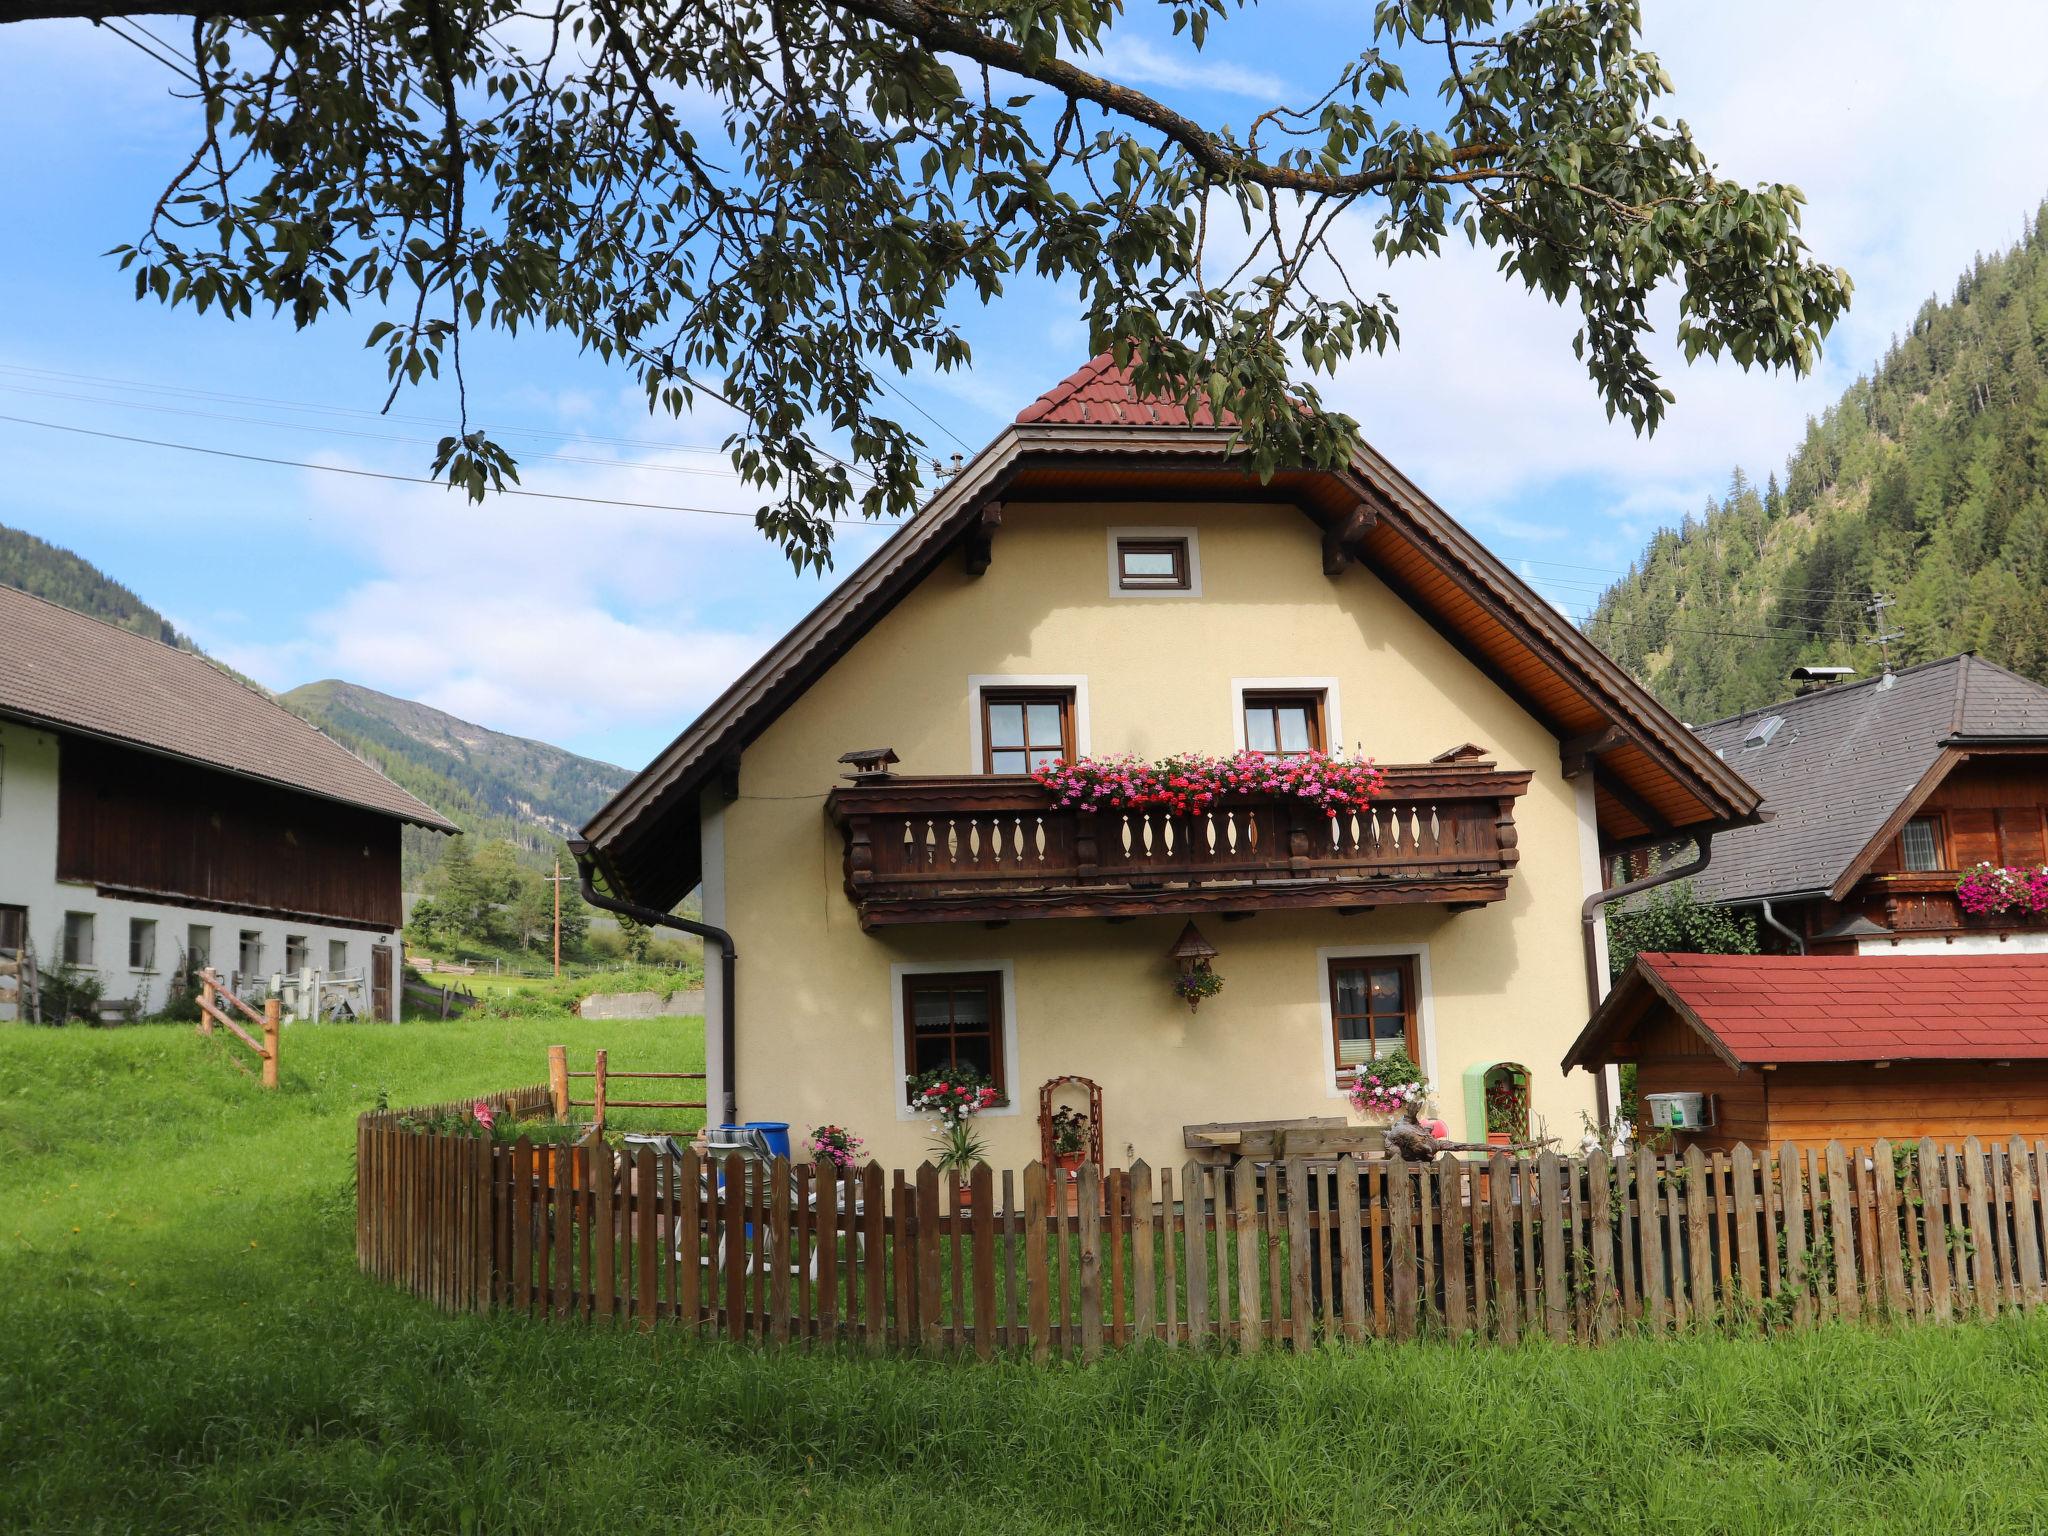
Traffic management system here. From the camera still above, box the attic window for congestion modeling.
[1742,715,1785,750]
[1116,537,1190,591]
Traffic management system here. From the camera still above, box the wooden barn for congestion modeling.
[1563,952,2048,1151]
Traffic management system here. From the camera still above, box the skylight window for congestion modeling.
[1742,715,1784,750]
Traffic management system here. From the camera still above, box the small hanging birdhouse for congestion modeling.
[1166,922,1223,1011]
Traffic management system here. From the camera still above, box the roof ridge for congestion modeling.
[1689,652,1965,731]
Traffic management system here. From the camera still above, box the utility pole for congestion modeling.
[545,856,577,978]
[1866,592,1901,680]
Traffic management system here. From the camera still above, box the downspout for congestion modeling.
[1579,831,1713,1125]
[1758,897,1806,955]
[567,838,740,1126]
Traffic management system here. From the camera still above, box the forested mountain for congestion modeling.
[1590,204,2048,722]
[0,525,191,648]
[279,681,630,878]
[0,522,631,883]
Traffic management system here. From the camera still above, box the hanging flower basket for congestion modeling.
[1171,964,1224,1012]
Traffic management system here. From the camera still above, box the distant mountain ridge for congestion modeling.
[0,522,629,879]
[1589,202,2048,721]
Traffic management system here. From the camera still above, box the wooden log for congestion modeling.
[260,997,281,1090]
[1024,1162,1051,1362]
[548,1045,570,1121]
[1182,1160,1211,1346]
[1130,1161,1156,1345]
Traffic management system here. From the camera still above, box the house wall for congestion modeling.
[710,500,1603,1169]
[0,718,402,1018]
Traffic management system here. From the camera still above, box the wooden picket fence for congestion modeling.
[357,1106,2048,1354]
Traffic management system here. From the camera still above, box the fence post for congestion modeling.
[593,1049,609,1137]
[261,996,280,1090]
[198,968,216,1036]
[548,1045,570,1121]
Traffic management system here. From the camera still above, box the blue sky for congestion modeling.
[5,2,2048,769]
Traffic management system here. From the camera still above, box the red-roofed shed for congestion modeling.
[1564,953,2048,1150]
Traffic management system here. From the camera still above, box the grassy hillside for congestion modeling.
[0,522,191,647]
[1590,202,2048,721]
[10,1022,2048,1532]
[281,679,630,877]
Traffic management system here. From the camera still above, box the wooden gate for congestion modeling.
[371,944,394,1021]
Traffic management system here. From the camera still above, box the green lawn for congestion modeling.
[11,1021,2048,1533]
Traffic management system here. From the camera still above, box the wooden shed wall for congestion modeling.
[1764,1061,2048,1148]
[56,735,403,928]
[1630,1012,1766,1154]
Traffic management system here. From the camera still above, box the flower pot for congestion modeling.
[1054,1151,1087,1174]
[1487,1131,1512,1148]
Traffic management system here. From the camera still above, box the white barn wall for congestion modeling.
[0,718,401,1019]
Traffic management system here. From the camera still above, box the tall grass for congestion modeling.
[8,1020,2048,1533]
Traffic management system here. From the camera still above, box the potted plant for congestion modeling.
[1346,1049,1430,1121]
[1170,963,1224,1012]
[906,1065,1005,1208]
[1050,1106,1090,1172]
[807,1123,865,1172]
[1484,1072,1529,1147]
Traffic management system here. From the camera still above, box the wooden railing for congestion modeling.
[358,1114,2048,1354]
[826,760,1531,927]
[1864,872,2044,935]
[197,967,279,1089]
[548,1044,707,1133]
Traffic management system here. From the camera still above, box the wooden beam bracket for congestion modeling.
[963,500,1003,576]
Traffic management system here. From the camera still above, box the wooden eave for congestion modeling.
[1828,739,2048,901]
[1561,962,1748,1075]
[585,425,1762,910]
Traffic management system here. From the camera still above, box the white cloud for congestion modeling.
[1090,36,1290,101]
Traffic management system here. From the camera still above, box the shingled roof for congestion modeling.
[1015,354,1237,427]
[1683,654,2048,906]
[0,584,455,829]
[1564,951,2048,1070]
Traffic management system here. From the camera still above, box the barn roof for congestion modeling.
[1563,951,2048,1072]
[1684,654,2048,906]
[0,584,455,830]
[584,355,1762,909]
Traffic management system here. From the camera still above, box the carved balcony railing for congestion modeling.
[825,760,1532,928]
[1862,872,2045,936]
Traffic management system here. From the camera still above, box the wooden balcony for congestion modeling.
[1863,872,2046,936]
[825,760,1532,928]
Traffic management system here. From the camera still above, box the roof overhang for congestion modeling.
[0,703,458,833]
[1561,958,1748,1075]
[586,425,1763,910]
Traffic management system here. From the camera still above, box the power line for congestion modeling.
[98,18,200,84]
[0,412,906,527]
[873,372,975,453]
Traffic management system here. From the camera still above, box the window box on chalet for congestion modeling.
[825,759,1531,928]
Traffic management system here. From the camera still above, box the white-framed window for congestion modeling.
[62,911,94,967]
[1316,943,1435,1099]
[128,918,157,972]
[239,930,263,978]
[285,934,308,973]
[187,924,212,971]
[967,676,1091,774]
[328,939,349,972]
[889,960,1022,1121]
[1231,677,1342,755]
[1107,525,1201,597]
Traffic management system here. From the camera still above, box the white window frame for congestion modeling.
[1106,525,1202,598]
[328,938,350,972]
[187,924,213,972]
[1231,677,1343,754]
[128,917,157,973]
[1316,942,1436,1100]
[63,911,94,968]
[890,959,1022,1122]
[967,675,1091,774]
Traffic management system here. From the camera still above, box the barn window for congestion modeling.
[285,934,309,973]
[239,930,263,980]
[328,939,349,972]
[187,925,212,971]
[128,918,157,972]
[62,912,94,967]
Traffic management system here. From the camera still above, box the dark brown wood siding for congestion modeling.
[56,734,403,928]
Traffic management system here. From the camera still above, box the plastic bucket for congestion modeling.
[743,1120,792,1160]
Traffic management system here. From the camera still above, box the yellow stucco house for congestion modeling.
[580,358,1762,1170]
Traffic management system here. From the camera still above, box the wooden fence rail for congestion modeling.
[547,1045,707,1133]
[357,1109,2048,1355]
[198,967,279,1088]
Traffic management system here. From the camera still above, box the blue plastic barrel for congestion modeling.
[744,1120,792,1160]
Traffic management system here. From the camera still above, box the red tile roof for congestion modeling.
[1014,353,1237,427]
[1601,952,2048,1066]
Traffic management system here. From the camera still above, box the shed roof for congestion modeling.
[0,584,455,829]
[1684,654,2048,906]
[1563,951,2048,1071]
